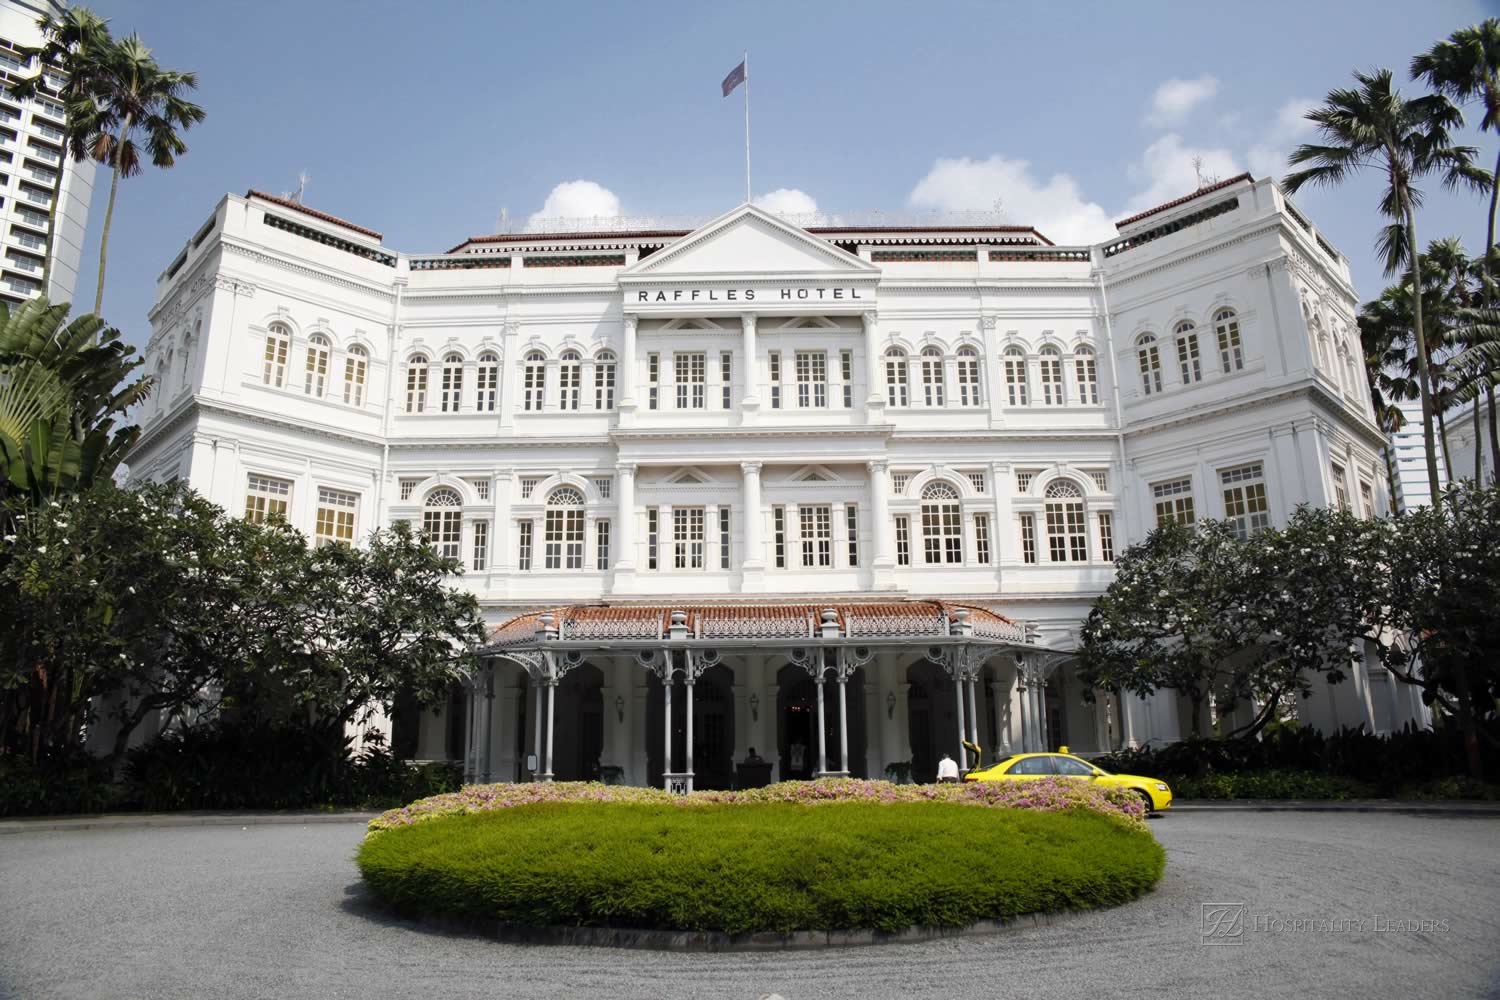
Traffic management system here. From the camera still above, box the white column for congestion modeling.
[612,463,637,591]
[953,673,968,766]
[741,461,765,589]
[990,678,1009,756]
[662,667,673,783]
[837,674,850,774]
[532,680,544,779]
[740,313,760,422]
[482,665,495,782]
[543,678,557,781]
[463,681,478,783]
[1016,673,1031,752]
[1122,690,1138,749]
[867,459,896,590]
[966,676,980,748]
[705,503,720,572]
[618,315,638,425]
[685,676,696,792]
[815,669,828,775]
[863,310,885,418]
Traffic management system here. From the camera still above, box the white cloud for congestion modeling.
[525,180,621,231]
[906,154,1116,244]
[1120,135,1242,216]
[1145,76,1219,127]
[1269,97,1317,142]
[753,188,819,217]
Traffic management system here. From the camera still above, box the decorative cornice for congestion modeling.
[221,241,398,301]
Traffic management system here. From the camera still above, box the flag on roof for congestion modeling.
[721,59,746,98]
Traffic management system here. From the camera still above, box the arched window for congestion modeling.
[884,348,909,407]
[476,352,498,412]
[1039,345,1064,405]
[438,353,463,412]
[1075,346,1099,404]
[1214,308,1243,372]
[1174,321,1202,384]
[523,351,546,411]
[263,322,290,387]
[544,486,585,570]
[303,334,330,397]
[955,345,982,406]
[594,351,616,410]
[405,354,428,413]
[920,480,962,564]
[1136,334,1162,396]
[1044,479,1087,562]
[343,344,368,406]
[1003,346,1029,405]
[559,351,581,411]
[422,487,462,560]
[920,346,945,407]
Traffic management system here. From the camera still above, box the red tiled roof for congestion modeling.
[246,189,384,241]
[484,600,1026,648]
[1113,173,1254,229]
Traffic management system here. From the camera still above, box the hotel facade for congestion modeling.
[126,174,1428,790]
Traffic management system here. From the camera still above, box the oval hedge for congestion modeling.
[357,799,1165,935]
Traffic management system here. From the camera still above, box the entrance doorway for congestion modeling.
[775,662,867,779]
[645,662,736,789]
[907,658,959,783]
[551,664,604,781]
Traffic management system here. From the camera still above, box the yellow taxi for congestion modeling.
[963,747,1173,812]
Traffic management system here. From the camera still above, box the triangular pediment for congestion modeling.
[664,467,713,484]
[621,204,878,278]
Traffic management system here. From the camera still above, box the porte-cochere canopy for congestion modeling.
[484,600,1032,649]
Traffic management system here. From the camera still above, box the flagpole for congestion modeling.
[743,49,751,204]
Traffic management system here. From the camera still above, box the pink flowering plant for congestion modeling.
[367,775,1146,835]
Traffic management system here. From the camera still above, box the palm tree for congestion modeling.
[66,34,204,314]
[4,7,112,296]
[1414,20,1500,474]
[1284,69,1489,505]
[1359,286,1422,502]
[1423,237,1478,479]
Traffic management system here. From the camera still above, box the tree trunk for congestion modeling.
[1436,401,1454,482]
[1404,203,1443,504]
[92,113,130,316]
[1487,386,1499,483]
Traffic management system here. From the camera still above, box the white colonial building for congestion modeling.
[127,174,1427,790]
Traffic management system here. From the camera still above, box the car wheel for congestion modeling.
[1135,790,1156,816]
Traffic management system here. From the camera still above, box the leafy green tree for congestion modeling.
[1285,69,1489,504]
[0,297,148,524]
[1078,521,1269,739]
[1414,19,1500,472]
[4,6,112,293]
[67,34,204,314]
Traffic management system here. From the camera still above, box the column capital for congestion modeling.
[740,460,763,476]
[740,313,757,331]
[866,458,889,474]
[622,315,638,334]
[861,310,878,329]
[617,461,638,477]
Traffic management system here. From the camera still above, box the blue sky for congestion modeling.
[77,0,1498,349]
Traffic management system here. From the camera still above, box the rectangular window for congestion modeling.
[1098,511,1114,562]
[646,507,659,570]
[596,518,611,571]
[423,508,462,561]
[840,350,854,408]
[1153,478,1196,526]
[1004,354,1028,405]
[921,354,945,407]
[966,471,987,494]
[522,359,543,411]
[314,487,357,545]
[467,478,491,501]
[673,507,705,569]
[559,359,580,411]
[343,355,366,406]
[1021,513,1037,564]
[471,520,489,571]
[1360,481,1375,519]
[1075,353,1099,404]
[795,351,827,408]
[892,472,911,495]
[845,503,859,567]
[895,515,911,566]
[1015,470,1036,493]
[719,507,732,569]
[1040,353,1064,405]
[519,477,541,500]
[398,478,420,501]
[957,353,981,406]
[441,362,462,412]
[799,504,832,567]
[591,477,612,499]
[1220,463,1271,539]
[544,508,584,570]
[675,352,705,409]
[1331,462,1349,512]
[922,498,963,564]
[886,354,909,407]
[476,360,497,412]
[264,335,288,388]
[406,362,427,413]
[1045,498,1087,562]
[647,353,660,410]
[517,520,533,571]
[772,505,787,568]
[768,351,782,409]
[1088,470,1108,492]
[245,474,291,524]
[975,513,991,564]
[595,358,615,410]
[720,351,733,409]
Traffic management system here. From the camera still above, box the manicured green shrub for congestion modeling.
[1170,770,1374,800]
[0,751,123,817]
[357,800,1166,934]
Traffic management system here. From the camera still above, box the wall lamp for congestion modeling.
[615,695,625,723]
[749,692,760,722]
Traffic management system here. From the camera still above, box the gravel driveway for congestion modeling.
[1,811,1497,999]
